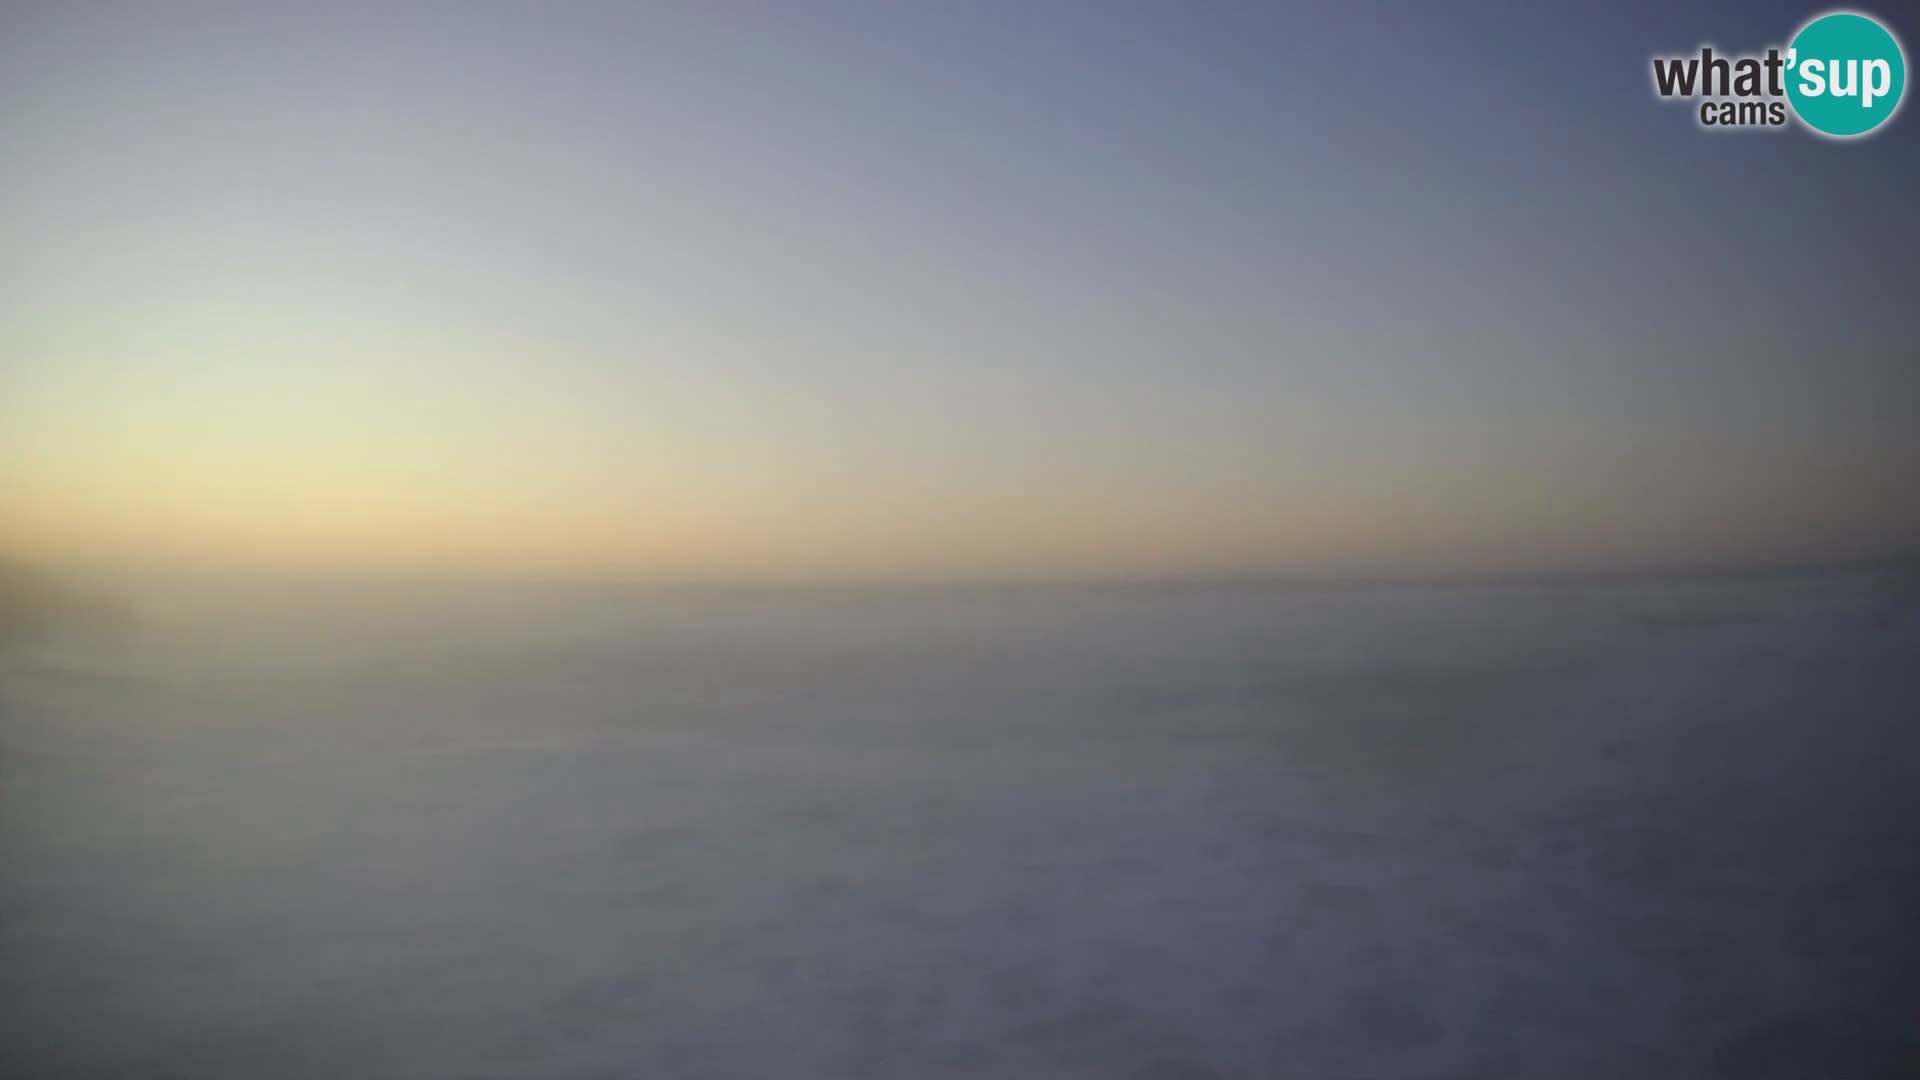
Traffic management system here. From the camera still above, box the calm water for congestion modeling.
[4,575,1918,1078]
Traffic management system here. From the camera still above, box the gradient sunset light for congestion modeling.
[5,1,1918,582]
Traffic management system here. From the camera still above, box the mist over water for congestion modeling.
[4,573,1918,1078]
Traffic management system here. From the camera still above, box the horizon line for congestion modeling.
[32,551,1920,593]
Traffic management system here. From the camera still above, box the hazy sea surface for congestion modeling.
[4,574,1918,1078]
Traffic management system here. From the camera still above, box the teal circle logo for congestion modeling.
[1786,11,1906,137]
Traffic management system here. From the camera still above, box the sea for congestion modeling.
[4,572,1918,1078]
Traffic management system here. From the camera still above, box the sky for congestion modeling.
[3,0,1918,582]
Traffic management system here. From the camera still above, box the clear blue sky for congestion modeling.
[3,1,1916,580]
